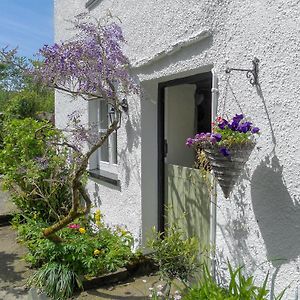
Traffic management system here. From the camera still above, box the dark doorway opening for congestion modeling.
[157,72,212,232]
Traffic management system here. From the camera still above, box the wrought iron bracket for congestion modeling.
[225,57,259,86]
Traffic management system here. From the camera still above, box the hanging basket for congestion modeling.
[204,142,255,198]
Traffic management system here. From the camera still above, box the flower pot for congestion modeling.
[204,143,255,198]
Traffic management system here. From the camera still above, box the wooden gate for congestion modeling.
[166,164,211,251]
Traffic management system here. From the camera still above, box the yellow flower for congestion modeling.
[79,227,86,234]
[93,249,101,256]
[121,229,127,236]
[96,220,101,227]
[95,209,101,222]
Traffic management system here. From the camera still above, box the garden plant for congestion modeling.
[1,13,137,240]
[186,114,260,198]
[186,114,260,157]
[146,223,284,300]
[0,13,139,299]
[147,223,200,298]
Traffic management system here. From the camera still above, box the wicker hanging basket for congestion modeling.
[204,143,255,198]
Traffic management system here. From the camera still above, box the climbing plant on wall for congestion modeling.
[0,13,138,242]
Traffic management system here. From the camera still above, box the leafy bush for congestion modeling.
[0,118,71,221]
[0,112,4,149]
[183,263,285,300]
[147,224,200,286]
[2,89,54,121]
[13,212,135,299]
[28,262,82,300]
[4,90,37,119]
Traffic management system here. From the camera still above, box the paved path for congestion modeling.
[0,224,163,300]
[73,275,161,300]
[0,184,163,299]
[0,180,17,216]
[0,226,33,300]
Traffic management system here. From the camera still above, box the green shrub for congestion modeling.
[0,112,4,149]
[4,90,37,119]
[183,263,285,300]
[13,212,135,299]
[147,224,200,286]
[14,212,134,272]
[28,262,82,300]
[0,118,71,222]
[3,88,54,121]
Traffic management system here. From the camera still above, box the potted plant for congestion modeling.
[186,114,260,198]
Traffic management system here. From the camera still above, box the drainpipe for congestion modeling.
[210,68,218,279]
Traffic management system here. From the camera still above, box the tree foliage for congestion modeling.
[0,48,54,116]
[1,14,138,242]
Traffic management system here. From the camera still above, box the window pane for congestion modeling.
[99,101,108,129]
[100,138,109,162]
[111,132,117,164]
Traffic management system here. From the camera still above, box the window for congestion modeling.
[88,99,118,181]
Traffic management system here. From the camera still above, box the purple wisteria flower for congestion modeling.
[31,15,138,99]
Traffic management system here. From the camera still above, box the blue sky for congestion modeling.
[0,0,53,58]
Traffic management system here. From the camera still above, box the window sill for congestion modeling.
[88,169,120,186]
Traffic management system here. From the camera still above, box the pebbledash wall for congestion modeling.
[55,0,300,298]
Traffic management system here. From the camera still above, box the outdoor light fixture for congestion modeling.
[225,57,259,86]
[108,106,116,123]
[120,98,129,112]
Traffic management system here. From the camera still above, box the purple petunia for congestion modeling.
[228,120,239,131]
[251,127,260,134]
[220,147,230,157]
[218,119,228,130]
[185,138,194,147]
[212,133,222,142]
[238,121,253,133]
[210,136,217,144]
[186,114,259,157]
[233,114,244,123]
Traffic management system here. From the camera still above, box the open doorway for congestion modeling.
[157,72,212,247]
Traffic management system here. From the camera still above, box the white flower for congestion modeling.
[142,279,147,283]
[148,287,154,291]
[156,284,164,291]
[174,295,182,300]
[157,291,164,297]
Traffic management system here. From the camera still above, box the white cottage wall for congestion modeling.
[55,0,300,297]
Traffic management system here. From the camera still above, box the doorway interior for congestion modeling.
[157,71,212,246]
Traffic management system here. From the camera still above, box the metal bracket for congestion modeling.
[225,57,259,86]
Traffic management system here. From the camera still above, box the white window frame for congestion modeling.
[88,99,118,175]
